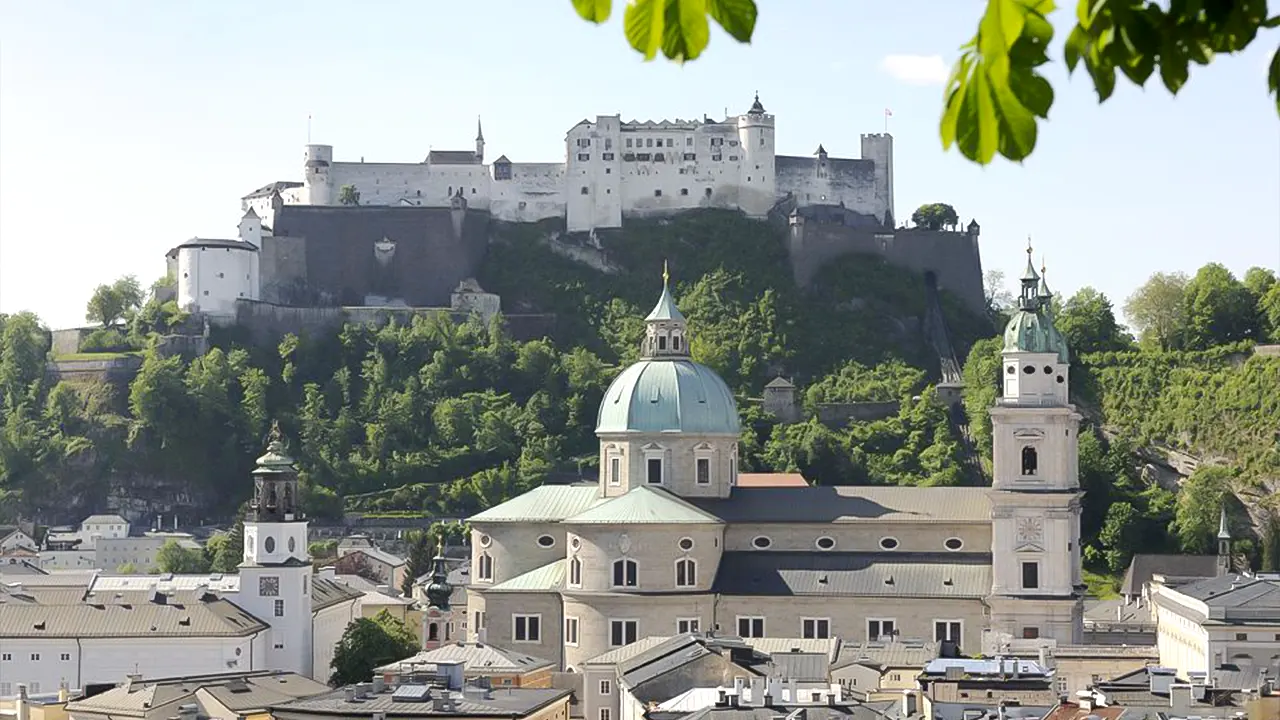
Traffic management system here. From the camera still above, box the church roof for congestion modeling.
[764,377,794,389]
[424,149,482,165]
[1120,553,1217,597]
[66,670,327,716]
[1003,308,1069,362]
[712,551,992,599]
[562,486,723,525]
[313,576,364,612]
[691,486,989,523]
[645,283,685,322]
[596,359,740,435]
[469,484,602,523]
[487,559,566,592]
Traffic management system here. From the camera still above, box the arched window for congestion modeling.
[478,552,493,582]
[675,558,697,587]
[1021,446,1038,476]
[612,558,638,588]
[568,556,582,587]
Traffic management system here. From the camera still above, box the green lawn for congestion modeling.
[1084,569,1121,599]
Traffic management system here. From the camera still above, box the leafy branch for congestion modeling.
[572,0,757,62]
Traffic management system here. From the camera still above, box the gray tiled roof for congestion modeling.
[0,596,267,638]
[1170,573,1280,620]
[833,640,940,670]
[273,685,571,717]
[469,484,603,523]
[563,487,723,525]
[586,636,837,667]
[67,670,328,716]
[425,150,482,165]
[713,552,992,598]
[375,642,554,675]
[313,576,364,612]
[241,181,303,199]
[691,486,990,524]
[669,703,897,720]
[347,546,406,568]
[1121,554,1217,596]
[766,652,829,682]
[82,514,128,525]
[1083,598,1154,626]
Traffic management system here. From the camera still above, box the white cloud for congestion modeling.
[879,54,951,86]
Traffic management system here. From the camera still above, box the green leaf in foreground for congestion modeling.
[624,0,665,60]
[708,0,757,43]
[572,0,613,24]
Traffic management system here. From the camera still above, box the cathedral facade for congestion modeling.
[465,250,1084,671]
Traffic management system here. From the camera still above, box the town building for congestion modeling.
[830,641,940,698]
[0,428,362,691]
[375,643,556,689]
[336,536,408,589]
[917,658,1058,720]
[62,670,328,720]
[464,247,1083,673]
[269,672,572,720]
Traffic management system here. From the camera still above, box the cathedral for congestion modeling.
[465,248,1084,671]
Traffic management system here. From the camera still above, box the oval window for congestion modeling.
[1006,366,1016,375]
[537,535,555,548]
[1056,375,1065,384]
[478,534,492,548]
[944,537,964,551]
[287,536,296,553]
[1043,365,1053,374]
[879,537,899,551]
[678,537,695,551]
[264,536,276,553]
[570,536,581,550]
[816,536,836,551]
[752,536,773,550]
[1023,365,1035,374]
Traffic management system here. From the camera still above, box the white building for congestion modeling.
[94,532,201,573]
[245,95,896,234]
[0,428,362,693]
[167,209,262,318]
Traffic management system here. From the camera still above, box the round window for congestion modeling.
[264,536,276,553]
[1006,366,1016,375]
[1043,365,1053,374]
[1023,365,1035,374]
[479,534,492,548]
[570,536,581,550]
[678,537,695,551]
[752,536,773,550]
[944,537,964,551]
[879,537,899,551]
[288,536,296,553]
[1056,375,1065,384]
[537,534,555,548]
[816,536,836,551]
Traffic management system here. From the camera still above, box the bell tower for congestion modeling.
[987,242,1084,644]
[239,422,314,677]
[421,539,455,650]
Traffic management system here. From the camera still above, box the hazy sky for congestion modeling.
[1,1,1277,329]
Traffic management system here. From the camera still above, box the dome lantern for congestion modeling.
[643,260,689,358]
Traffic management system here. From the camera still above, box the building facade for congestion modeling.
[245,96,894,235]
[464,249,1083,675]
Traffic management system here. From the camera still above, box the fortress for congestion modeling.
[166,94,983,328]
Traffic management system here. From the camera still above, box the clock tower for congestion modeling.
[987,245,1084,644]
[239,422,314,676]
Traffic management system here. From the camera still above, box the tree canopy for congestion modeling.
[85,276,143,327]
[330,610,419,686]
[910,203,960,231]
[338,185,361,206]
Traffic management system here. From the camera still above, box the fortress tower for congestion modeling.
[736,93,776,217]
[303,144,334,205]
[860,133,895,226]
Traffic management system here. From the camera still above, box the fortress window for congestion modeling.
[1021,446,1038,476]
[712,155,722,162]
[217,272,224,278]
[605,138,613,149]
[675,558,697,587]
[705,188,713,197]
[666,139,673,147]
[730,140,738,146]
[760,136,765,146]
[626,139,633,148]
[581,187,589,195]
[680,188,690,196]
[646,139,654,147]
[636,153,651,161]
[654,189,663,197]
[604,153,615,161]
[684,153,696,161]
[654,154,666,163]
[729,155,739,161]
[578,153,590,161]
[448,186,452,195]
[612,558,638,587]
[471,187,476,194]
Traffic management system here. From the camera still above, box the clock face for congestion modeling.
[1015,517,1044,550]
[259,576,280,597]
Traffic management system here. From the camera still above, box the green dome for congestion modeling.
[1004,309,1070,363]
[596,359,741,435]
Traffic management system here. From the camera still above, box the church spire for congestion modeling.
[1019,238,1041,310]
[475,116,485,162]
[642,261,688,358]
[1037,257,1052,305]
[424,537,453,610]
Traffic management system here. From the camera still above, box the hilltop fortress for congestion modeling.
[166,95,983,330]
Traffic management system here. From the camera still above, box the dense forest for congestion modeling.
[2,209,1278,588]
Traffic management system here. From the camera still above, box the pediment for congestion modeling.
[1013,428,1046,441]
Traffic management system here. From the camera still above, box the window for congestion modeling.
[537,534,556,548]
[1022,561,1040,590]
[513,614,541,643]
[636,153,651,161]
[666,139,673,147]
[647,457,663,484]
[610,619,638,646]
[612,558,638,587]
[673,336,681,350]
[580,186,589,195]
[0,684,8,696]
[603,152,615,161]
[945,537,964,551]
[675,558,697,587]
[696,458,710,484]
[712,154,722,161]
[654,189,663,197]
[683,153,696,161]
[879,537,899,550]
[1236,632,1249,641]
[474,610,485,630]
[569,556,582,587]
[578,138,591,147]
[729,140,738,146]
[274,599,284,617]
[868,619,897,640]
[802,618,831,639]
[678,537,695,551]
[609,456,621,485]
[677,617,700,634]
[1022,627,1040,639]
[737,616,765,638]
[626,139,633,147]
[578,153,590,161]
[478,552,494,581]
[60,652,70,661]
[565,617,580,646]
[646,139,653,147]
[600,711,611,720]
[599,680,611,694]
[705,188,713,197]
[1,653,10,661]
[1021,446,1038,475]
[658,335,667,350]
[680,188,690,196]
[816,536,836,550]
[29,683,39,694]
[935,620,962,643]
[30,653,40,661]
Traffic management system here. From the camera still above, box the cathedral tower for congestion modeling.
[239,423,314,676]
[421,539,455,650]
[986,243,1084,644]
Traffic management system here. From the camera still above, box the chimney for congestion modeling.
[1149,667,1176,696]
[787,678,798,704]
[1012,660,1021,680]
[177,704,198,720]
[15,685,29,720]
[1117,604,1123,621]
[750,678,765,707]
[373,678,386,693]
[58,680,69,704]
[717,690,729,707]
[344,687,357,702]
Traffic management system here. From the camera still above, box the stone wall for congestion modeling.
[51,328,92,356]
[47,355,144,385]
[815,401,902,426]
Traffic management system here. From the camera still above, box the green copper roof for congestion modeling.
[254,422,296,473]
[1021,250,1040,282]
[469,485,603,524]
[488,559,565,592]
[1003,309,1070,363]
[562,486,724,525]
[596,359,740,435]
[645,284,685,322]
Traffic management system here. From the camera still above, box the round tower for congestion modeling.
[303,144,333,205]
[736,92,776,217]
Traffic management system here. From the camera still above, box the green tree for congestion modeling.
[402,528,433,596]
[1182,263,1260,349]
[206,521,244,573]
[310,539,339,559]
[1099,501,1139,573]
[338,185,361,206]
[910,203,960,231]
[116,562,138,574]
[329,610,420,686]
[1124,271,1189,350]
[1261,283,1280,342]
[1172,465,1235,553]
[1055,287,1132,354]
[1244,267,1277,300]
[156,539,212,573]
[85,276,144,327]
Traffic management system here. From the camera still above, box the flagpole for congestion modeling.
[307,114,312,144]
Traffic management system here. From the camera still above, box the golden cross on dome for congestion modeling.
[662,259,670,288]
[1026,236,1033,255]
[1041,256,1047,275]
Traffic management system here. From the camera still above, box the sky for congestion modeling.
[1,0,1277,330]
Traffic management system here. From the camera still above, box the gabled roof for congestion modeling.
[82,514,128,525]
[469,484,603,523]
[1171,573,1280,619]
[562,486,723,525]
[833,640,940,670]
[241,181,303,200]
[764,377,794,389]
[0,596,268,638]
[312,576,363,612]
[713,551,992,598]
[1121,553,1217,596]
[347,546,406,568]
[488,559,565,592]
[66,670,328,717]
[375,642,555,675]
[424,149,481,165]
